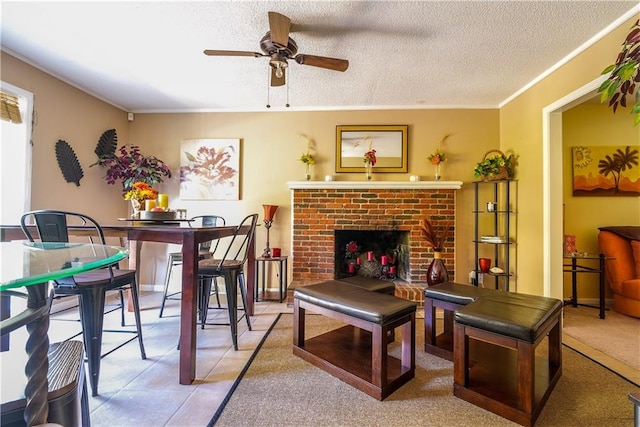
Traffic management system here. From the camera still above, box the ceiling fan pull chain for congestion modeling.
[286,68,290,108]
[266,71,271,108]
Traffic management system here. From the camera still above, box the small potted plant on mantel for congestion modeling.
[299,134,316,180]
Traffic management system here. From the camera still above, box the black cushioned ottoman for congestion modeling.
[424,282,496,360]
[293,281,416,400]
[453,293,562,427]
[336,276,396,295]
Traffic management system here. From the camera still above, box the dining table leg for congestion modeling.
[179,234,198,385]
[126,239,143,312]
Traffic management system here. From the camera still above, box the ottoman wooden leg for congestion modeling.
[293,298,305,348]
[424,298,436,349]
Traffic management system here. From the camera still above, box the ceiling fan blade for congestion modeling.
[204,49,264,58]
[270,68,286,87]
[294,54,349,72]
[268,11,291,48]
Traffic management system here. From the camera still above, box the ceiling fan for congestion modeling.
[204,11,349,87]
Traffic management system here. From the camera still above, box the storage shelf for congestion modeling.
[473,180,516,291]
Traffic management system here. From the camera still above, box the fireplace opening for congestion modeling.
[334,230,410,281]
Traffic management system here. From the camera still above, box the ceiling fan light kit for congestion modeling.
[204,11,348,107]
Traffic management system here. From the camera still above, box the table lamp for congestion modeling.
[262,204,279,257]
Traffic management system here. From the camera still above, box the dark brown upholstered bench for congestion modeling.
[335,276,396,295]
[453,293,562,427]
[293,280,416,400]
[424,282,496,360]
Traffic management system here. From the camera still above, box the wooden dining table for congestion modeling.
[1,222,256,385]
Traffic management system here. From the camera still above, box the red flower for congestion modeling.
[345,241,360,259]
[364,149,377,166]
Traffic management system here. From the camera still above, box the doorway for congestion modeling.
[542,76,607,300]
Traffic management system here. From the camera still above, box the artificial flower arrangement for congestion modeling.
[419,216,452,252]
[299,134,316,165]
[428,134,450,166]
[363,149,377,166]
[299,152,316,165]
[93,144,172,191]
[344,240,361,260]
[124,181,158,202]
[427,150,446,165]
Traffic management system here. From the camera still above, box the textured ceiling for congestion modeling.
[1,1,638,113]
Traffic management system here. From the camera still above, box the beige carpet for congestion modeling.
[211,313,639,427]
[562,306,640,375]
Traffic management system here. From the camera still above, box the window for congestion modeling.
[0,82,33,224]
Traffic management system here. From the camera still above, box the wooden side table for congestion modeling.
[563,253,613,319]
[254,256,288,303]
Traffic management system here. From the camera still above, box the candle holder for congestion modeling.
[262,204,279,258]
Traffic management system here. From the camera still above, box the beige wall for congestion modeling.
[499,14,639,296]
[562,102,640,300]
[129,109,499,285]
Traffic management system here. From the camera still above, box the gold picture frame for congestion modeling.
[335,125,408,173]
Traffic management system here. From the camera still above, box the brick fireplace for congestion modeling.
[288,181,462,301]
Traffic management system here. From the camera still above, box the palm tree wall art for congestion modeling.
[572,145,640,196]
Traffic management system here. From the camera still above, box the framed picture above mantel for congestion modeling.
[335,125,408,173]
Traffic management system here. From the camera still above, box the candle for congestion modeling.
[356,257,361,265]
[367,251,373,261]
[158,193,169,209]
[389,266,396,274]
[145,199,156,211]
[348,264,356,273]
[381,255,388,265]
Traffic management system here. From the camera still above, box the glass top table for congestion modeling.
[562,253,614,319]
[1,240,129,290]
[0,240,128,426]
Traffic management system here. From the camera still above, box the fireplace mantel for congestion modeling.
[287,180,463,190]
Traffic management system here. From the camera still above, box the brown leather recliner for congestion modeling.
[598,226,640,318]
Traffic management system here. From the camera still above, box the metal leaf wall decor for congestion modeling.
[94,129,118,158]
[55,139,84,186]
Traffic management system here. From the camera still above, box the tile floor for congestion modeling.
[4,290,291,427]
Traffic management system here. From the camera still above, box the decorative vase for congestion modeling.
[478,257,491,273]
[434,163,441,181]
[305,163,312,181]
[365,162,373,180]
[130,199,141,219]
[426,251,449,286]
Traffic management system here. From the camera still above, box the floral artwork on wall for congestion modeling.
[572,145,640,196]
[179,139,240,200]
